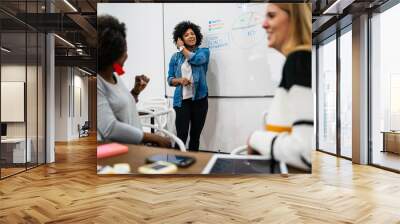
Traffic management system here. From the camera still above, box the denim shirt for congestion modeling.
[167,47,210,107]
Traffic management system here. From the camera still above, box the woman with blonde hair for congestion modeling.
[247,3,313,171]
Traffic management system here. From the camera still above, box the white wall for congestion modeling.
[72,73,89,138]
[79,76,89,125]
[1,65,26,157]
[55,66,68,141]
[199,98,271,152]
[55,67,89,141]
[98,3,165,101]
[1,65,31,138]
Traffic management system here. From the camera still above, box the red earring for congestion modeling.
[113,63,125,76]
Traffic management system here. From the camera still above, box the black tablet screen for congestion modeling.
[210,158,281,174]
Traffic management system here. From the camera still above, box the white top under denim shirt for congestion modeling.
[97,73,143,144]
[181,59,193,99]
[167,47,210,107]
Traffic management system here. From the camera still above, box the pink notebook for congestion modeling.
[97,143,128,159]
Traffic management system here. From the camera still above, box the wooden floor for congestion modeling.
[1,167,26,178]
[0,136,400,223]
[372,150,400,171]
[1,163,45,178]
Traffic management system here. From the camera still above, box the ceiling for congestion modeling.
[0,0,395,70]
[312,0,391,43]
[0,0,99,71]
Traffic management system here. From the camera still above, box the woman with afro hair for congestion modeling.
[167,21,210,151]
[97,15,171,148]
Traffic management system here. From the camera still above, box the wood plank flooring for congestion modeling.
[0,136,399,223]
[372,151,400,171]
[1,167,26,178]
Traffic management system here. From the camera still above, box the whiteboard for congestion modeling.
[163,3,285,97]
[1,82,25,122]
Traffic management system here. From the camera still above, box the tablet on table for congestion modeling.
[202,154,288,174]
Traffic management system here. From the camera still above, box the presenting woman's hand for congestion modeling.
[176,38,184,48]
[170,77,191,87]
[180,77,191,86]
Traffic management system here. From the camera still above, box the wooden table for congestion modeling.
[97,144,213,174]
[381,131,400,154]
[97,144,308,175]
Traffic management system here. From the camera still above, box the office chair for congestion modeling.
[78,121,90,138]
[138,98,175,133]
[230,145,249,155]
[138,98,185,152]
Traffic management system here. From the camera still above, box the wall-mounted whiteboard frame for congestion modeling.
[1,81,25,122]
[163,3,285,98]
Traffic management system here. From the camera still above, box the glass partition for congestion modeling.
[1,31,28,177]
[339,28,352,158]
[370,3,400,171]
[0,1,46,179]
[317,36,337,155]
